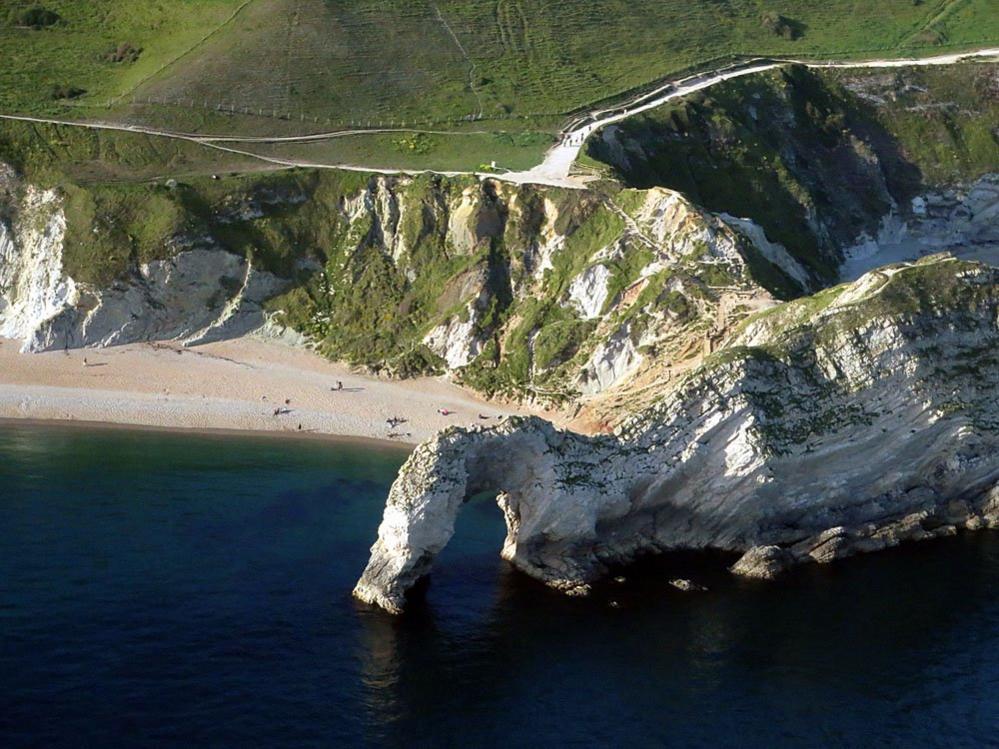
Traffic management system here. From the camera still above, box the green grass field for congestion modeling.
[239,130,554,172]
[0,118,266,185]
[2,0,997,168]
[7,1,999,120]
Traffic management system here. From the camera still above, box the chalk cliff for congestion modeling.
[355,256,999,613]
[0,162,794,417]
[0,169,287,352]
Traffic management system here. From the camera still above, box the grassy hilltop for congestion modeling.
[1,0,997,172]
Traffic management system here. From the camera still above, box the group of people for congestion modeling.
[264,376,503,436]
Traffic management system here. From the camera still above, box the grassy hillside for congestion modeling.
[3,0,997,142]
[0,118,262,184]
[1,1,244,112]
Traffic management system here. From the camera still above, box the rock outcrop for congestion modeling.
[0,185,74,348]
[284,174,800,412]
[355,257,999,613]
[841,174,999,281]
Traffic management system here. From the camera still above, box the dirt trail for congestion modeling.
[506,46,999,186]
[431,2,485,119]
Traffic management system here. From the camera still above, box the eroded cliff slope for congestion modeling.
[1,62,994,421]
[588,62,999,283]
[0,145,797,415]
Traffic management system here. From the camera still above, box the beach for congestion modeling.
[0,336,540,445]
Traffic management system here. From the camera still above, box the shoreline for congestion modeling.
[0,415,414,452]
[0,336,551,447]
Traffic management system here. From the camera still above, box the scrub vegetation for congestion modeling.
[589,62,999,284]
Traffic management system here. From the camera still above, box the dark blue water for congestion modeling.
[1,423,998,748]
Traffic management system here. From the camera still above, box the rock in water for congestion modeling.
[730,545,793,580]
[355,257,999,614]
[669,579,708,592]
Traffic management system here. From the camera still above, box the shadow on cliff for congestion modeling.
[587,65,926,288]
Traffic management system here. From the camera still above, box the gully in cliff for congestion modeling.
[355,257,999,613]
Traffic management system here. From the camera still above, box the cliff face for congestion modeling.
[1,63,993,416]
[355,257,999,613]
[588,63,999,284]
[0,161,798,415]
[0,183,72,348]
[0,168,287,352]
[289,175,799,415]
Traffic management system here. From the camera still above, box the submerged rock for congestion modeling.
[355,257,999,613]
[669,579,708,592]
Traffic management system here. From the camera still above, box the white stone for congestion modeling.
[567,264,611,319]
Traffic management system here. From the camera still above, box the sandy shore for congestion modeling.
[0,336,543,446]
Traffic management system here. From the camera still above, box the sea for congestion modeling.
[1,422,997,748]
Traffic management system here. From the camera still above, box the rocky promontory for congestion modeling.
[355,256,999,613]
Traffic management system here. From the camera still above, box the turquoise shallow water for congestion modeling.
[1,422,998,748]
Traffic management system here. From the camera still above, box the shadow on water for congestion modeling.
[356,497,999,747]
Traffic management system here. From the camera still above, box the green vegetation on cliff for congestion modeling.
[589,62,999,282]
[0,118,258,184]
[693,257,999,448]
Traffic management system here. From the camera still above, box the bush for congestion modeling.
[49,84,86,100]
[761,12,801,41]
[103,42,143,64]
[392,133,435,154]
[10,6,60,28]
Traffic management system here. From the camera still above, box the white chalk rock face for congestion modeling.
[423,313,482,370]
[720,213,811,289]
[568,264,612,319]
[58,250,288,350]
[0,187,76,351]
[355,258,999,613]
[0,184,288,351]
[576,323,642,395]
[840,174,999,282]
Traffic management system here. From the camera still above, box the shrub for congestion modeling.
[103,42,142,64]
[392,133,434,154]
[49,84,86,100]
[10,6,60,28]
[761,12,801,41]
